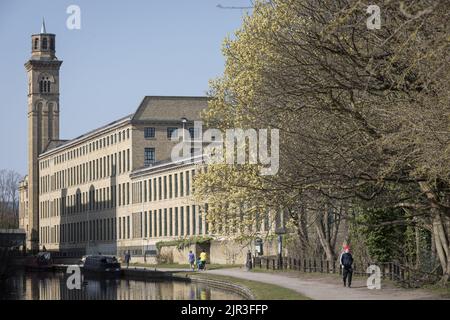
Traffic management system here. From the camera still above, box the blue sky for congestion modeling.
[0,0,250,175]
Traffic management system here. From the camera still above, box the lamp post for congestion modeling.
[142,201,147,263]
[275,228,286,270]
[181,117,188,142]
[142,238,147,263]
[86,208,90,255]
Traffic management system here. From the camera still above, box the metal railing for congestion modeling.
[252,255,440,287]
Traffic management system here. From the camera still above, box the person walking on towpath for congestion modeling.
[199,250,208,271]
[340,246,353,288]
[125,251,131,269]
[188,250,196,271]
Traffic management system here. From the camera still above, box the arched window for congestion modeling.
[39,76,51,93]
[42,37,48,50]
[34,38,39,50]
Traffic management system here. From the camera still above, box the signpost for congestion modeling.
[255,237,263,256]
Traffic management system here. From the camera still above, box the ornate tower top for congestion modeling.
[30,19,57,61]
[41,17,46,33]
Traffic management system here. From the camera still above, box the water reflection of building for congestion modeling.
[1,271,243,300]
[39,276,60,300]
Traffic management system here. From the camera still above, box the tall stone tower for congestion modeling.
[24,20,62,251]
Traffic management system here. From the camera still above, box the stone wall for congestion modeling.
[157,239,281,265]
[159,244,194,264]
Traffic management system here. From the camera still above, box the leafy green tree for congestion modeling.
[354,207,407,263]
[195,0,450,282]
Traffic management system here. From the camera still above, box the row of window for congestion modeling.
[40,169,196,218]
[40,183,126,219]
[39,208,287,245]
[40,125,201,171]
[40,128,131,169]
[132,206,208,239]
[143,147,201,168]
[39,205,209,244]
[144,127,201,139]
[40,149,131,194]
[131,169,194,204]
[40,205,287,246]
[40,218,118,244]
[40,183,132,218]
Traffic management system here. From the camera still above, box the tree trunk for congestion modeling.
[431,230,436,262]
[415,224,421,269]
[432,213,449,283]
[315,213,336,261]
[419,182,449,283]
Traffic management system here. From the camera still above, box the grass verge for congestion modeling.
[422,284,450,298]
[130,262,241,270]
[187,272,310,300]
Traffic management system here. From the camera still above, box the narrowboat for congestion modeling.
[83,255,121,274]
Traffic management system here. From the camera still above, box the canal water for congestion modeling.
[0,271,244,300]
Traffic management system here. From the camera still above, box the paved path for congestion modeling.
[205,268,442,300]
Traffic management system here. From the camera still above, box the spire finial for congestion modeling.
[41,17,46,33]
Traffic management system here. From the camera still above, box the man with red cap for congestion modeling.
[340,245,354,287]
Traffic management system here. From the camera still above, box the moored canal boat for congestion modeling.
[83,255,121,274]
[25,252,54,271]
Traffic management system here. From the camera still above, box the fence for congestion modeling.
[253,255,418,285]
